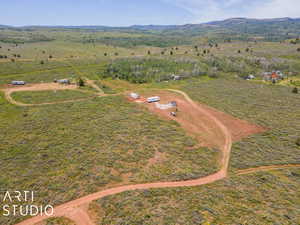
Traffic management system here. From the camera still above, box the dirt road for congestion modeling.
[237,164,300,175]
[85,79,104,95]
[1,82,105,106]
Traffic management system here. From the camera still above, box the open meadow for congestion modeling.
[0,21,300,225]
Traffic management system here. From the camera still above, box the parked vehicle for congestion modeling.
[11,81,26,85]
[147,96,160,103]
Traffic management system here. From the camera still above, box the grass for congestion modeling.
[45,217,75,225]
[94,81,117,94]
[0,61,108,84]
[181,78,300,171]
[0,92,218,225]
[11,90,96,104]
[1,32,300,225]
[95,168,300,225]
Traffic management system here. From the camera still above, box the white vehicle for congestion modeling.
[57,79,70,84]
[11,81,26,85]
[147,96,160,103]
[130,93,140,99]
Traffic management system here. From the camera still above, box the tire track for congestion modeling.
[236,164,300,175]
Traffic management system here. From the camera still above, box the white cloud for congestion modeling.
[248,0,300,19]
[164,0,300,23]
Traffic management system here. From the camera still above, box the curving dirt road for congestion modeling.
[15,89,233,225]
[1,82,105,107]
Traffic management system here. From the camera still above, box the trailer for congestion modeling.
[11,81,26,85]
[147,96,160,103]
[57,79,70,84]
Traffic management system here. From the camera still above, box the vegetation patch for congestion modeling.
[94,81,117,94]
[102,57,207,83]
[96,168,300,225]
[11,90,95,104]
[46,217,75,225]
[0,93,217,225]
[182,78,300,170]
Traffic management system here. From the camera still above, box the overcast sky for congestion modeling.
[1,0,300,26]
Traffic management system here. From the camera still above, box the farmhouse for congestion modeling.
[263,71,285,82]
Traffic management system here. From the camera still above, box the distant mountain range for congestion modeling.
[1,17,299,30]
[1,17,300,41]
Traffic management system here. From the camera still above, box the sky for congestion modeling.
[1,0,300,26]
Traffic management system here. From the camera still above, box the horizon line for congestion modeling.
[1,17,299,28]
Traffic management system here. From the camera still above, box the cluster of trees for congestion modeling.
[238,48,253,54]
[101,58,207,83]
[290,38,300,44]
[81,35,192,48]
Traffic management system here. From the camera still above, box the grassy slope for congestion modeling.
[0,61,108,84]
[182,78,300,170]
[11,90,95,104]
[96,168,300,225]
[0,92,218,225]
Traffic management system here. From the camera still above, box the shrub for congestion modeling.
[78,77,85,87]
[292,87,298,94]
[296,138,300,146]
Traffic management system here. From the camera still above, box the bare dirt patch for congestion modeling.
[0,83,93,106]
[139,90,264,148]
[3,83,78,93]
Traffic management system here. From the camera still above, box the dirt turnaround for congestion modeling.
[1,82,103,106]
[14,89,293,225]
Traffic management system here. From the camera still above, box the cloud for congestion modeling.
[163,0,300,23]
[248,0,300,19]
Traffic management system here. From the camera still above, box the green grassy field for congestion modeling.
[0,92,218,225]
[11,90,96,104]
[181,78,300,171]
[94,168,300,225]
[1,27,300,225]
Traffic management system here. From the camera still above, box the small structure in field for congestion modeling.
[155,101,178,110]
[171,74,181,80]
[147,96,160,103]
[245,74,255,80]
[130,93,140,99]
[170,101,177,107]
[170,112,177,117]
[56,79,71,85]
[263,71,285,82]
[11,81,26,85]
